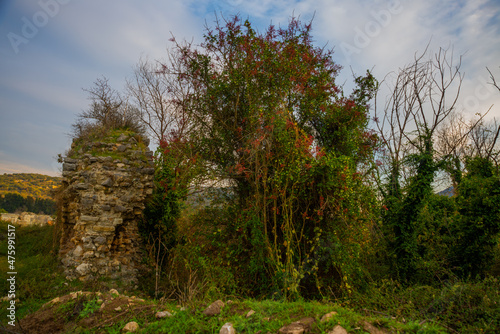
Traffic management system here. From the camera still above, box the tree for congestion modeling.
[373,46,464,281]
[127,57,191,145]
[452,156,500,278]
[0,193,25,213]
[72,76,145,140]
[159,15,378,297]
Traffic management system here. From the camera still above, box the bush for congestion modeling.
[0,221,80,320]
[452,157,500,278]
[71,76,145,143]
[351,277,500,333]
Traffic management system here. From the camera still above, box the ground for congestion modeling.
[4,289,446,334]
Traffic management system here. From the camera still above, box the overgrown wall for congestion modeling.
[58,132,154,284]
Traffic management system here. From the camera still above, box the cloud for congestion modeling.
[53,0,203,67]
[0,150,62,177]
[0,0,499,177]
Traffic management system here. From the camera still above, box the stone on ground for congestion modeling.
[155,310,173,318]
[328,325,348,334]
[246,310,255,318]
[122,321,139,332]
[203,300,225,316]
[320,311,338,323]
[220,322,236,334]
[362,321,387,334]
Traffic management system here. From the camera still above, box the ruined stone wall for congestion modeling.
[58,132,154,284]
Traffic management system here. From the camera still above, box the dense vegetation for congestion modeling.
[0,174,58,214]
[3,15,499,333]
[0,192,56,215]
[0,173,60,199]
[3,221,499,333]
[132,16,500,332]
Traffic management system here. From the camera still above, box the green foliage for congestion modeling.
[452,157,500,278]
[78,297,101,319]
[0,221,81,320]
[412,194,457,282]
[0,192,56,214]
[0,173,60,199]
[352,277,500,333]
[382,134,440,282]
[140,146,185,252]
[162,15,378,299]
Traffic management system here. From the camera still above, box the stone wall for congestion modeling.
[58,132,154,284]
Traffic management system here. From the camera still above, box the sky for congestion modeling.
[0,0,499,177]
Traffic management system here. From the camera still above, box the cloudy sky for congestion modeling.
[0,0,499,176]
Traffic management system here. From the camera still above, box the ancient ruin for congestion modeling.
[58,131,154,284]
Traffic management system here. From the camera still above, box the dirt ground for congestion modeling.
[13,290,157,334]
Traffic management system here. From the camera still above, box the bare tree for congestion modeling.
[73,76,144,139]
[469,117,500,166]
[487,66,500,93]
[373,46,463,194]
[127,50,193,145]
[433,67,500,181]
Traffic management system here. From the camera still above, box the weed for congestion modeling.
[78,297,100,319]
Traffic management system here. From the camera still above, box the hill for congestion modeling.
[0,173,61,199]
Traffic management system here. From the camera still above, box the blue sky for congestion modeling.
[0,0,499,176]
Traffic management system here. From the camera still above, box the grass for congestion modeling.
[350,278,500,333]
[68,128,150,161]
[135,298,446,333]
[0,220,82,320]
[1,221,498,333]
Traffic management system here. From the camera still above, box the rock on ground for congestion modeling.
[220,322,236,334]
[328,325,348,334]
[278,317,316,334]
[155,310,173,318]
[320,311,338,323]
[203,300,225,316]
[122,321,139,332]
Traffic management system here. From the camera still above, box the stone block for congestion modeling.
[80,215,99,222]
[93,226,116,233]
[101,178,114,187]
[114,205,127,212]
[75,263,91,275]
[117,133,129,142]
[63,163,76,171]
[97,245,107,252]
[141,168,155,175]
[94,236,107,245]
[75,183,89,190]
[83,251,95,258]
[73,245,83,257]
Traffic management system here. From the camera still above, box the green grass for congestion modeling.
[138,299,446,334]
[350,278,500,333]
[69,128,149,161]
[0,221,83,320]
[1,220,497,333]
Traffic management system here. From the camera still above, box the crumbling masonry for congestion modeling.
[58,132,154,284]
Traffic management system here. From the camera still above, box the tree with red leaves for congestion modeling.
[158,15,378,298]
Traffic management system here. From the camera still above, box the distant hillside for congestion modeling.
[0,173,61,199]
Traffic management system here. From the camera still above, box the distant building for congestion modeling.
[0,212,54,226]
